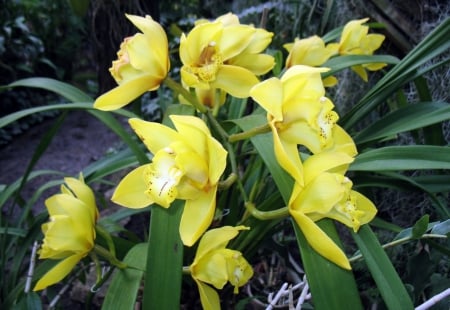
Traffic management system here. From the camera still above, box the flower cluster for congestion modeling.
[251,65,377,269]
[35,12,386,309]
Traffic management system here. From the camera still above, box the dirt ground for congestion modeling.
[0,110,123,215]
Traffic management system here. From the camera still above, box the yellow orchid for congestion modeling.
[284,36,338,86]
[250,65,357,186]
[284,36,336,67]
[34,175,99,291]
[112,115,227,246]
[179,13,274,99]
[337,18,386,81]
[94,14,170,111]
[289,151,377,269]
[190,226,253,310]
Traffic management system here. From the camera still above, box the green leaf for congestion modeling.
[412,215,430,239]
[3,77,93,102]
[13,292,42,310]
[322,54,399,77]
[143,202,184,310]
[431,219,450,235]
[352,225,414,309]
[102,243,147,310]
[0,227,27,237]
[293,219,363,310]
[350,146,450,171]
[353,102,450,144]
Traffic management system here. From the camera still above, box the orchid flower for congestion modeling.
[34,175,98,291]
[289,151,377,269]
[112,115,227,246]
[337,18,386,81]
[284,35,338,86]
[180,13,274,101]
[190,226,253,310]
[250,65,357,186]
[94,14,169,110]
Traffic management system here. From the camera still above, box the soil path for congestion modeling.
[0,110,123,214]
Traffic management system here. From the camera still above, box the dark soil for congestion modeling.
[0,110,123,215]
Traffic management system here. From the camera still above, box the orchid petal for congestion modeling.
[33,253,85,291]
[195,280,221,310]
[290,211,351,269]
[112,165,154,208]
[180,189,217,246]
[94,74,160,111]
[212,65,259,98]
[129,118,182,154]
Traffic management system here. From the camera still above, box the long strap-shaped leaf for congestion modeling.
[353,102,450,144]
[142,202,184,310]
[350,145,450,171]
[352,226,414,309]
[102,243,148,310]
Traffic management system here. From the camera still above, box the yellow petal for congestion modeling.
[351,65,368,82]
[353,191,377,225]
[303,151,354,184]
[228,53,274,75]
[330,125,358,157]
[45,194,95,238]
[176,150,209,187]
[112,165,154,208]
[129,118,182,154]
[39,216,92,258]
[170,115,209,156]
[222,249,254,293]
[323,75,338,87]
[193,251,229,289]
[212,65,259,98]
[63,177,98,221]
[241,28,273,54]
[291,172,344,214]
[93,74,160,111]
[272,127,304,186]
[180,22,223,64]
[250,77,284,121]
[33,253,84,291]
[194,226,248,260]
[180,189,217,246]
[206,136,228,184]
[194,279,221,310]
[282,65,327,106]
[219,25,255,60]
[126,33,166,77]
[290,211,351,269]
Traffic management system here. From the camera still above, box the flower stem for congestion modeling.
[228,123,271,142]
[182,266,191,275]
[163,77,207,113]
[93,244,127,269]
[244,202,289,220]
[95,224,116,257]
[205,110,248,201]
[349,233,448,263]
